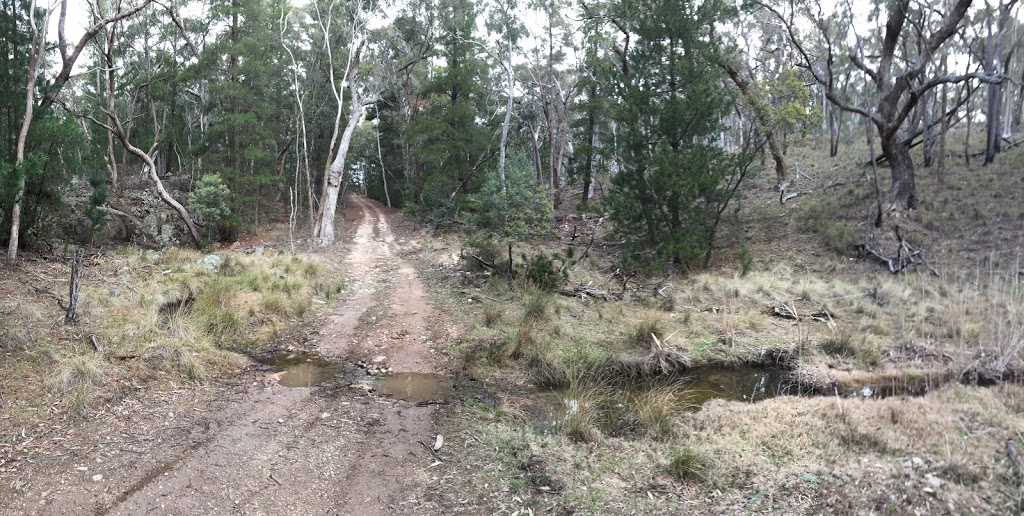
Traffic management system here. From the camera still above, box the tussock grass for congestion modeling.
[522,290,552,323]
[52,354,106,392]
[482,302,505,327]
[630,317,664,348]
[666,446,706,481]
[0,246,330,423]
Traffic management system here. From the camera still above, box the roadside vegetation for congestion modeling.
[434,137,1024,514]
[0,247,337,423]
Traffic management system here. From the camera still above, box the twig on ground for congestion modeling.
[419,440,444,462]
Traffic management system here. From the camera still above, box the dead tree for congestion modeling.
[757,0,1002,211]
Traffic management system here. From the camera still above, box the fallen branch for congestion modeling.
[469,254,497,271]
[418,440,444,462]
[860,226,940,277]
[767,304,835,325]
[90,335,103,352]
[557,285,621,301]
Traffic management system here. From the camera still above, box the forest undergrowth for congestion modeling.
[431,137,1024,514]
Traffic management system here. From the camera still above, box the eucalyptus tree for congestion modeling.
[5,0,153,263]
[524,0,576,208]
[756,0,1000,212]
[310,0,382,245]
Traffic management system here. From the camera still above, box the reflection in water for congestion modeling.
[260,352,344,388]
[376,372,452,403]
[277,361,340,387]
[533,366,793,434]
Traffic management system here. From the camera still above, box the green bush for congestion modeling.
[465,153,553,241]
[521,248,576,291]
[189,174,233,241]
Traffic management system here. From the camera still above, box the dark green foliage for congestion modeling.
[189,174,231,223]
[599,0,755,269]
[189,174,234,242]
[83,164,108,243]
[738,245,753,276]
[465,153,553,241]
[404,0,494,220]
[521,248,576,291]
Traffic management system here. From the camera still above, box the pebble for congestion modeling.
[91,474,103,482]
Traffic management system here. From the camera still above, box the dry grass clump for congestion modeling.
[522,290,552,323]
[0,246,330,423]
[819,327,858,359]
[49,354,107,416]
[666,446,706,482]
[482,302,505,327]
[558,367,612,443]
[630,316,664,348]
[620,385,693,439]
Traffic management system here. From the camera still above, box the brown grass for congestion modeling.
[0,246,330,425]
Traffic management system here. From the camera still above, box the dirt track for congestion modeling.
[1,195,451,515]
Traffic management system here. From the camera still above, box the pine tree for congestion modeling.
[599,0,754,268]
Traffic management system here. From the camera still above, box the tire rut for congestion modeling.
[37,195,448,516]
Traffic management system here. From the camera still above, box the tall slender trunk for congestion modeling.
[104,27,119,191]
[375,116,391,208]
[498,37,513,195]
[8,0,50,263]
[922,89,935,167]
[315,98,375,246]
[938,55,949,186]
[280,7,314,228]
[581,83,596,205]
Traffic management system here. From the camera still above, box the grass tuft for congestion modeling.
[631,317,664,348]
[666,446,706,482]
[483,303,505,327]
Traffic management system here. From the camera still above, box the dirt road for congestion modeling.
[1,195,452,515]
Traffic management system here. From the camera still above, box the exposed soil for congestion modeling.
[0,195,455,515]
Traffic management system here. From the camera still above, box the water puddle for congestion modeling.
[375,372,452,403]
[682,366,794,404]
[259,352,345,388]
[532,366,794,435]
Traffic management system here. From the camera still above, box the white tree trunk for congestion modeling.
[316,98,375,246]
[498,37,514,194]
[375,117,392,208]
[8,0,51,263]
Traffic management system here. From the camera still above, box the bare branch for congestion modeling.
[40,0,155,111]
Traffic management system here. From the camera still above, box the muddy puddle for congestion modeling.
[258,352,346,388]
[532,366,795,435]
[375,372,452,403]
[258,351,452,402]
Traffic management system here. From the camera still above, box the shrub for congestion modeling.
[465,153,554,242]
[189,174,233,241]
[521,248,577,291]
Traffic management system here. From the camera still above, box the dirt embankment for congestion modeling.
[0,195,455,515]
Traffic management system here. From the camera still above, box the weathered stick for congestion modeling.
[65,248,83,324]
